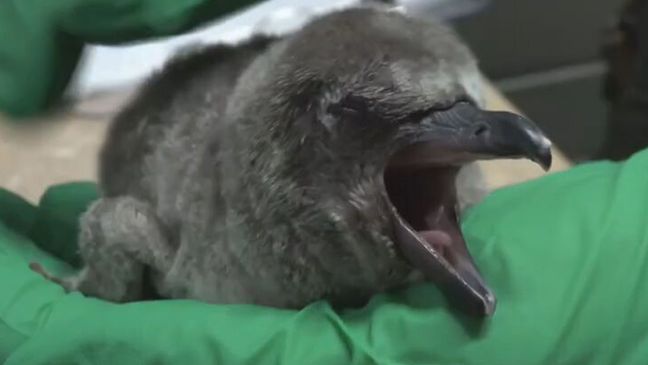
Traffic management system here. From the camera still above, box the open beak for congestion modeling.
[384,101,552,317]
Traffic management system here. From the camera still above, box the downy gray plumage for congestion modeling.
[33,5,551,316]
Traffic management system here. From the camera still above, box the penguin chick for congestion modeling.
[33,7,551,316]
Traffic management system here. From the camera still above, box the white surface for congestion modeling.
[67,0,487,97]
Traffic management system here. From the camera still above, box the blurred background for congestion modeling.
[453,0,627,162]
[66,0,639,162]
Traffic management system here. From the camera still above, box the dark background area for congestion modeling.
[452,0,626,161]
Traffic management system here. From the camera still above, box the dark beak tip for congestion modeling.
[467,281,497,317]
[482,292,497,316]
[526,129,553,171]
[536,146,552,171]
[447,283,497,317]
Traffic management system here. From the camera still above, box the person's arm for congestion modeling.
[0,0,260,118]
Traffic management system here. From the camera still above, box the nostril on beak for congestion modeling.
[472,124,489,137]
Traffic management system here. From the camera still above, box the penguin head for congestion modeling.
[226,7,551,316]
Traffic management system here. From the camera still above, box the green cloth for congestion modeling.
[1,151,648,364]
[0,0,261,118]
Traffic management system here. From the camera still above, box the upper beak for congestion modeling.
[391,101,552,170]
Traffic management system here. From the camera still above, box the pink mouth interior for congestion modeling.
[383,165,463,266]
[383,147,496,316]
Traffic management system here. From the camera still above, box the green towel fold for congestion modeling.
[1,149,647,364]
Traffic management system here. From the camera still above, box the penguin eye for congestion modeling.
[327,94,370,120]
[400,96,476,125]
[327,94,391,126]
[333,105,363,120]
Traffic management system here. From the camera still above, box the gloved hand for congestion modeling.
[0,0,260,118]
[1,148,647,364]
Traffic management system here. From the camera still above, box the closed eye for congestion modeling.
[402,96,476,124]
[327,94,378,123]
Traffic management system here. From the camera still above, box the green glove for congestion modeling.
[0,0,260,118]
[1,148,647,364]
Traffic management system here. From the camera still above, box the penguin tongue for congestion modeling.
[418,230,452,254]
[384,166,496,316]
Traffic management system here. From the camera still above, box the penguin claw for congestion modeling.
[29,262,68,289]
